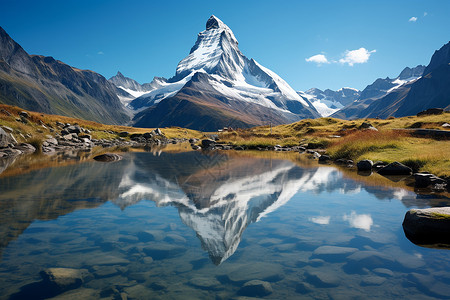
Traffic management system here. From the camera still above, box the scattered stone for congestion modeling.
[0,127,16,148]
[359,122,377,131]
[142,243,186,260]
[14,143,36,153]
[0,108,12,116]
[201,139,216,149]
[40,267,90,292]
[189,277,221,290]
[377,161,412,175]
[402,207,450,247]
[238,280,273,297]
[344,251,394,272]
[118,131,129,137]
[93,153,123,162]
[442,123,450,128]
[357,160,373,171]
[312,245,358,261]
[417,108,444,117]
[414,173,447,188]
[93,265,120,278]
[19,111,30,119]
[318,154,331,163]
[360,275,386,286]
[305,270,340,287]
[1,126,13,133]
[137,230,165,242]
[372,268,394,277]
[224,263,284,284]
[153,128,162,135]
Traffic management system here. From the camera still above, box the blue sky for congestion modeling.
[1,0,449,91]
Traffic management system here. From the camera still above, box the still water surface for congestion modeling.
[0,150,449,299]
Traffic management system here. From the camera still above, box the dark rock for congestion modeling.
[378,161,412,175]
[402,207,450,247]
[153,128,162,135]
[417,108,444,117]
[93,153,123,162]
[143,132,154,139]
[66,125,82,134]
[238,280,273,297]
[118,131,129,137]
[414,173,447,188]
[318,154,331,163]
[201,139,216,149]
[0,109,12,116]
[359,122,378,131]
[19,111,30,119]
[372,161,387,170]
[357,160,373,171]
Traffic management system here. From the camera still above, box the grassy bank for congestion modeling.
[0,104,203,143]
[217,114,450,177]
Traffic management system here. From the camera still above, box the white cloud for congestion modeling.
[409,16,418,22]
[343,211,373,232]
[305,54,329,65]
[310,216,330,225]
[97,51,104,55]
[423,12,428,17]
[339,48,376,66]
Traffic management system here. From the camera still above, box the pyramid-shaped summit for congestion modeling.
[131,16,319,131]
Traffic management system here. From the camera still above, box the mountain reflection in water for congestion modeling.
[0,150,436,264]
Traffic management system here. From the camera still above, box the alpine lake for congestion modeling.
[0,145,449,300]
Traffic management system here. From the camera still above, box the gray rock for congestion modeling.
[93,265,120,278]
[66,125,82,134]
[238,280,273,297]
[142,243,186,260]
[137,230,165,242]
[408,273,450,298]
[46,137,58,145]
[189,277,221,290]
[14,143,36,153]
[93,153,123,162]
[372,268,394,277]
[40,267,90,291]
[305,270,340,287]
[312,245,358,261]
[361,275,386,286]
[442,123,450,128]
[201,139,216,149]
[357,160,373,171]
[224,263,284,284]
[0,127,15,148]
[345,251,394,271]
[378,161,412,175]
[402,207,450,247]
[1,126,13,133]
[359,122,377,131]
[153,128,162,135]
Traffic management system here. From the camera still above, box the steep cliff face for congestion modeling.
[0,26,130,125]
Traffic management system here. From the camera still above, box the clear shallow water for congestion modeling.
[0,151,449,299]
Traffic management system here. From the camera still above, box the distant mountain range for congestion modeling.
[0,18,449,128]
[0,26,130,125]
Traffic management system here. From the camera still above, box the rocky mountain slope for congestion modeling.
[0,26,130,125]
[298,87,361,117]
[331,43,450,120]
[129,16,319,131]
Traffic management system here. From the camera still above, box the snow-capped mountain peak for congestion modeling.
[129,15,319,129]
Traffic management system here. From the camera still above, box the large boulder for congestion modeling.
[357,159,373,171]
[402,207,450,247]
[378,162,412,175]
[414,173,447,188]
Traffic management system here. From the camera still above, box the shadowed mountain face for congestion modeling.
[0,151,431,264]
[130,16,319,131]
[0,26,130,125]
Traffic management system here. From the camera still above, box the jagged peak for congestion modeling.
[116,71,124,77]
[206,15,225,30]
